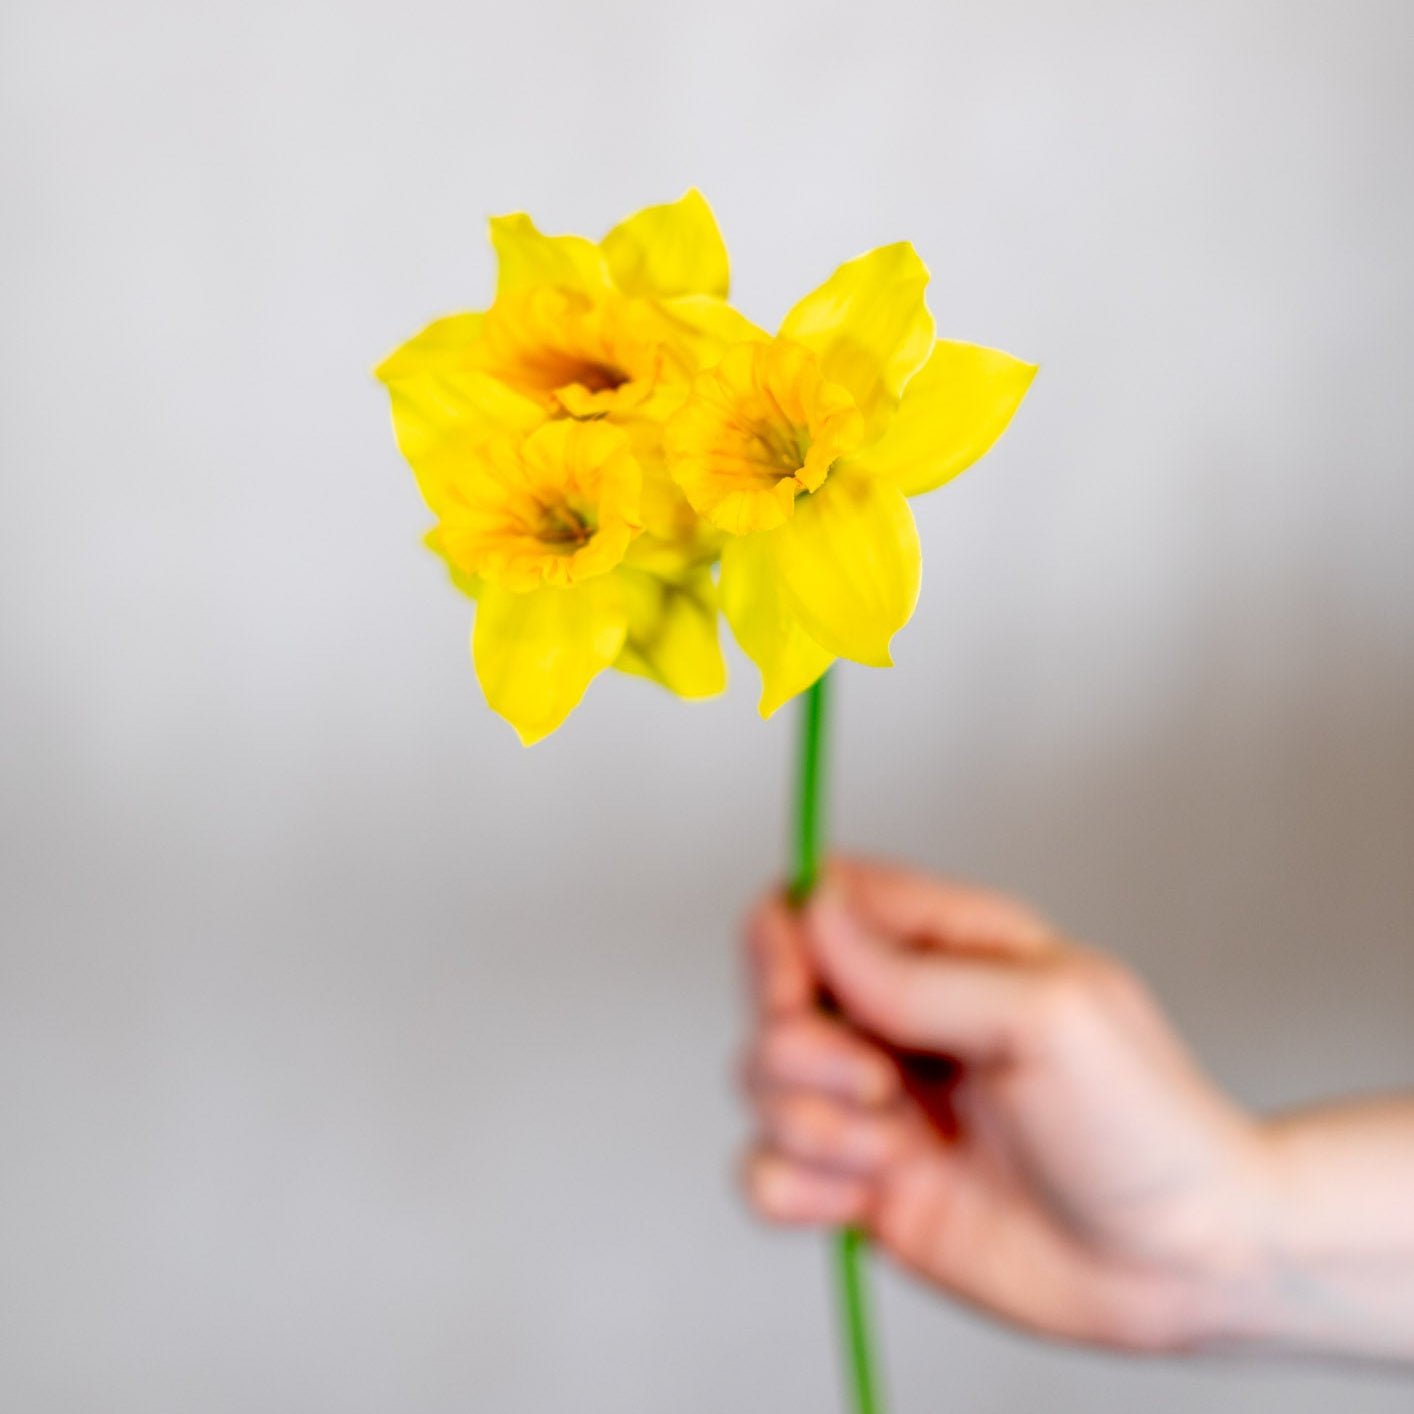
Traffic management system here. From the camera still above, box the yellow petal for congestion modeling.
[380,363,544,515]
[614,565,726,699]
[424,525,481,600]
[438,420,642,592]
[848,340,1037,497]
[654,293,769,367]
[623,452,726,563]
[489,212,608,296]
[375,313,484,382]
[600,190,730,301]
[383,364,544,462]
[665,339,864,535]
[471,578,627,745]
[719,535,834,717]
[770,472,920,668]
[778,242,935,435]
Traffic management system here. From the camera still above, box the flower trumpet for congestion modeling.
[666,242,1036,714]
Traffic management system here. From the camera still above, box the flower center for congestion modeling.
[436,420,643,591]
[532,498,597,549]
[476,288,666,419]
[571,362,631,395]
[664,339,865,535]
[738,416,813,478]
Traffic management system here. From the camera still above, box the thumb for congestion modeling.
[806,886,1039,1062]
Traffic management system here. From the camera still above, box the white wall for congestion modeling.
[2,1,1412,1409]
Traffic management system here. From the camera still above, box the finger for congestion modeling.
[805,886,1043,1061]
[744,1013,901,1107]
[758,1090,918,1177]
[743,890,815,1017]
[741,1146,871,1227]
[827,856,1054,958]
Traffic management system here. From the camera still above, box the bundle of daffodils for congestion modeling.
[377,191,1034,1412]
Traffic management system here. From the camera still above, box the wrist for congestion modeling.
[1196,1104,1414,1365]
[1168,1119,1291,1354]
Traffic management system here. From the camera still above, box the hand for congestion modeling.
[739,858,1274,1352]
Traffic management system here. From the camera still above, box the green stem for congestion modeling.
[836,1225,883,1414]
[789,671,829,905]
[789,672,886,1414]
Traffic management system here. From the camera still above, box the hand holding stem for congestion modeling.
[742,857,1414,1365]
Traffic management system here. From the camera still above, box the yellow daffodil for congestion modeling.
[423,499,727,727]
[445,418,642,744]
[377,196,1035,741]
[376,200,1036,1410]
[416,417,724,744]
[664,243,1036,715]
[377,190,759,544]
[375,193,752,742]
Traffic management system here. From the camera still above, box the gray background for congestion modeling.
[2,0,1413,1409]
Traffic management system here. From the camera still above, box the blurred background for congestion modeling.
[3,0,1413,1409]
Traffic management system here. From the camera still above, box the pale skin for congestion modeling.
[740,858,1414,1366]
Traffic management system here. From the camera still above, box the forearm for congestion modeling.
[1224,1097,1414,1365]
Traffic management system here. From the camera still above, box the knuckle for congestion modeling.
[773,1094,846,1162]
[1064,948,1144,1014]
[762,1014,830,1075]
[1087,951,1151,1012]
[1029,954,1109,1040]
[742,1152,803,1222]
[757,1020,802,1076]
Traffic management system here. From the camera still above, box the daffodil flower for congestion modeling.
[377,199,1038,1414]
[664,243,1037,715]
[377,190,759,547]
[418,416,722,744]
[376,193,753,742]
[421,479,727,741]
